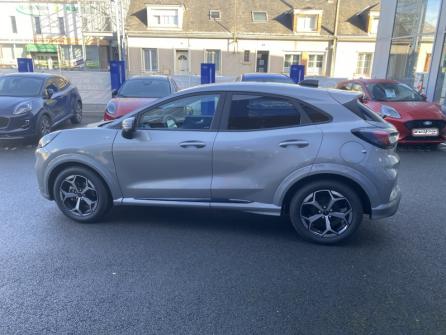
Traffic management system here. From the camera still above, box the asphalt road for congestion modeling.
[1,119,446,334]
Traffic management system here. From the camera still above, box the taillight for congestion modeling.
[352,127,399,149]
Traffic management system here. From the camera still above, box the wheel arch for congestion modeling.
[281,173,372,217]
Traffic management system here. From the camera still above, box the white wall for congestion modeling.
[333,41,376,79]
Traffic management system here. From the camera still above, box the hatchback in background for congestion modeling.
[104,76,178,120]
[237,73,295,84]
[36,83,401,245]
[0,73,82,141]
[336,79,446,146]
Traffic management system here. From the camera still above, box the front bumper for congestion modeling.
[370,185,401,219]
[0,114,37,139]
[35,147,51,200]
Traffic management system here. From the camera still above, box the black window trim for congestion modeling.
[219,91,332,132]
[134,91,225,132]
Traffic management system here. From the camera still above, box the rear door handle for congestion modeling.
[279,140,309,148]
[179,141,206,148]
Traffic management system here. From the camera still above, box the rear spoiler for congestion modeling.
[298,79,319,88]
[328,89,362,105]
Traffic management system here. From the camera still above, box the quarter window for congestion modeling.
[228,95,300,130]
[139,94,220,130]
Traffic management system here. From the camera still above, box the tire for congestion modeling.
[70,101,82,124]
[289,180,363,245]
[36,114,52,140]
[53,166,112,223]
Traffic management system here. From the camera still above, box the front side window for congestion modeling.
[284,54,301,72]
[139,94,220,130]
[307,54,324,75]
[356,53,373,76]
[205,49,221,72]
[143,48,158,72]
[228,95,300,130]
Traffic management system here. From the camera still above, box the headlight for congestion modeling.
[380,105,401,119]
[106,101,117,115]
[13,102,32,115]
[37,131,60,149]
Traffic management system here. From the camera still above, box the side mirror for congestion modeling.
[360,94,369,103]
[122,117,136,139]
[111,89,118,98]
[46,88,55,99]
[421,93,427,101]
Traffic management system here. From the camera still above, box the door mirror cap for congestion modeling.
[111,89,118,98]
[122,117,136,139]
[359,94,369,103]
[420,93,427,101]
[46,88,55,99]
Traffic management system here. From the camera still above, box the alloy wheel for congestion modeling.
[40,116,51,136]
[300,189,353,238]
[59,175,98,217]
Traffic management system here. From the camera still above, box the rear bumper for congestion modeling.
[370,185,401,220]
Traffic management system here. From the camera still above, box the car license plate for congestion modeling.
[412,128,439,137]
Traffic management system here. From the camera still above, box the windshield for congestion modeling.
[243,76,294,84]
[367,82,424,102]
[0,76,43,97]
[118,79,171,98]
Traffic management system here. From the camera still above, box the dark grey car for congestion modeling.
[35,83,401,244]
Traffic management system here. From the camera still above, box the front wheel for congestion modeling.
[70,101,82,124]
[53,166,111,223]
[289,180,363,244]
[36,114,52,140]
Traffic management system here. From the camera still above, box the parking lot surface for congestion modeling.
[1,121,445,334]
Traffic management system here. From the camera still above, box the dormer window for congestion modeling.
[252,11,268,22]
[294,9,322,33]
[146,5,184,29]
[368,11,380,35]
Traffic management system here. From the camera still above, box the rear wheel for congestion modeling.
[53,166,111,223]
[289,180,363,244]
[70,101,82,124]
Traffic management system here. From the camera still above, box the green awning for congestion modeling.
[25,44,57,53]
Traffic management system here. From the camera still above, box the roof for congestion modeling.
[129,75,170,80]
[342,79,400,84]
[243,73,290,78]
[3,72,53,78]
[127,0,380,38]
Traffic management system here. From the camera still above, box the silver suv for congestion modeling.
[35,83,401,244]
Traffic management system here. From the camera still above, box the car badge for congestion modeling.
[423,121,433,126]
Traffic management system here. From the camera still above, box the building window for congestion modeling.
[356,53,373,76]
[209,10,221,20]
[146,5,184,29]
[294,10,322,33]
[10,16,17,34]
[284,54,301,73]
[307,54,324,75]
[58,17,65,35]
[205,49,221,72]
[243,50,250,63]
[252,11,268,22]
[143,48,158,72]
[34,16,41,34]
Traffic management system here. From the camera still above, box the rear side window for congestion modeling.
[228,94,300,130]
[300,103,331,124]
[54,76,69,90]
[344,99,384,122]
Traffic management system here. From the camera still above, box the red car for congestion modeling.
[336,79,446,146]
[104,76,179,120]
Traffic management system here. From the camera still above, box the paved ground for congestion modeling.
[1,120,446,334]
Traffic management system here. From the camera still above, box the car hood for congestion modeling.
[381,101,445,120]
[0,96,35,116]
[112,97,159,116]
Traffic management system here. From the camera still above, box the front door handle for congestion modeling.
[279,140,309,148]
[179,141,206,148]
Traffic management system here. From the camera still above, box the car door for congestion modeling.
[54,76,72,119]
[211,93,324,207]
[113,93,223,201]
[43,77,65,122]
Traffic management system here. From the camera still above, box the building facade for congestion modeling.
[373,0,446,107]
[0,0,129,70]
[125,0,380,79]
